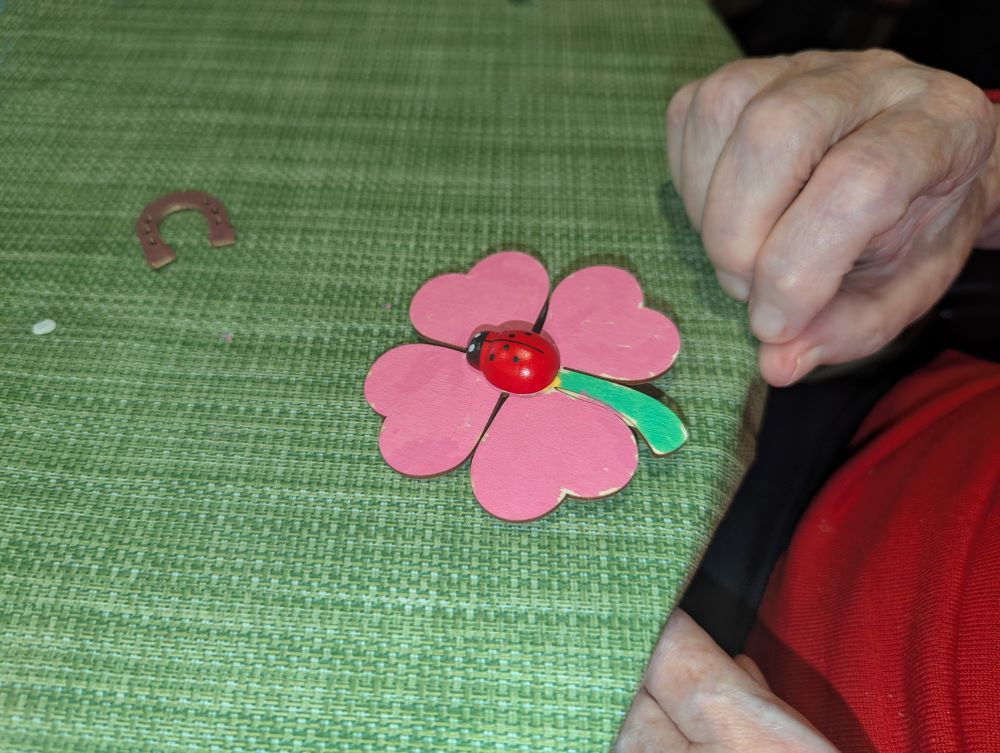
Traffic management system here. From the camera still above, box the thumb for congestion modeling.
[758,188,982,386]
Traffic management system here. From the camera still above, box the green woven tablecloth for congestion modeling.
[0,1,758,749]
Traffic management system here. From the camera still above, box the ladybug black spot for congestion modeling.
[503,344,509,350]
[512,356,519,363]
[489,354,495,361]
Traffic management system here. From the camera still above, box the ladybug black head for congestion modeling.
[466,331,488,369]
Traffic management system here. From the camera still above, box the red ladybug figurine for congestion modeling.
[466,328,561,394]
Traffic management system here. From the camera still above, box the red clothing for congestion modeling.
[747,352,1000,752]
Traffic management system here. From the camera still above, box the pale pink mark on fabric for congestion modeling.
[543,266,681,382]
[471,390,638,522]
[409,251,550,348]
[365,344,499,477]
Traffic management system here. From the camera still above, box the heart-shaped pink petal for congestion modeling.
[543,266,680,382]
[409,251,550,348]
[470,390,637,521]
[365,344,501,477]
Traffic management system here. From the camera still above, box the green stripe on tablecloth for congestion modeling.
[0,1,757,750]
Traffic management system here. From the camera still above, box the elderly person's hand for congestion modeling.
[667,50,1000,385]
[615,610,839,753]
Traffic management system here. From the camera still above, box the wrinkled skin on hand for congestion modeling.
[667,50,1000,385]
[615,610,839,753]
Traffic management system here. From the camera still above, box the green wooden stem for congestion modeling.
[556,369,687,455]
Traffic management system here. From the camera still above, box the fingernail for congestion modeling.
[789,346,824,384]
[749,301,786,340]
[717,271,750,301]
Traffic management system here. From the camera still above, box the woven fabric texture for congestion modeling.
[0,1,758,750]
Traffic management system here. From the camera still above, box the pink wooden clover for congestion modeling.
[365,251,687,522]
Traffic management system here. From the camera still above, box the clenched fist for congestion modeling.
[667,50,1000,385]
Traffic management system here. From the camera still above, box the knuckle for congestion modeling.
[734,90,824,162]
[942,73,996,132]
[690,62,764,131]
[929,70,990,114]
[788,49,834,67]
[857,47,907,69]
[846,148,904,194]
[756,254,800,293]
[822,148,909,223]
[918,73,998,178]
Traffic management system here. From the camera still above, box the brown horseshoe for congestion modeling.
[135,190,237,269]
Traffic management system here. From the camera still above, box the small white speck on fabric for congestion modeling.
[31,319,56,336]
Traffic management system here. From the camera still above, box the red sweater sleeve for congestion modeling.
[746,351,1000,753]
